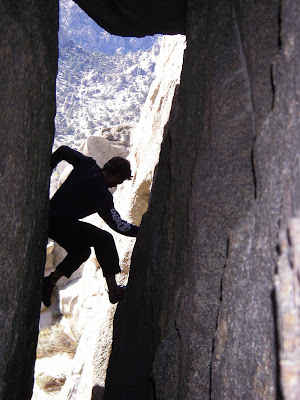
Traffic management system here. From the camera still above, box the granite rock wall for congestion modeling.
[105,1,300,399]
[0,1,58,399]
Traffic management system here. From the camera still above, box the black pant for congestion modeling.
[49,214,121,278]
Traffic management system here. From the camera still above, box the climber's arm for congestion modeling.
[98,192,139,237]
[51,145,93,171]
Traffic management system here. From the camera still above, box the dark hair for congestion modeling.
[102,157,132,180]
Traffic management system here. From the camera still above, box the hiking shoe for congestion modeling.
[109,285,127,304]
[42,276,56,307]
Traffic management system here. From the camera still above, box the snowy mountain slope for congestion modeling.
[54,0,161,149]
[59,0,158,54]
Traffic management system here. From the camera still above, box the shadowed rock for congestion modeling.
[0,1,58,399]
[105,1,299,399]
[73,0,187,36]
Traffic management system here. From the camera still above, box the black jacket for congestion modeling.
[50,146,138,237]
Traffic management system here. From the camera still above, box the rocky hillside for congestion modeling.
[55,0,161,150]
[59,0,157,54]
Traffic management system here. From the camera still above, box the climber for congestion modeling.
[42,145,139,307]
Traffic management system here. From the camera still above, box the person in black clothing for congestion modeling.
[42,145,139,307]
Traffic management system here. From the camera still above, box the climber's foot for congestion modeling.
[109,285,127,304]
[42,276,56,307]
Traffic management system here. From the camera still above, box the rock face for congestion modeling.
[1,1,300,400]
[0,1,58,399]
[105,1,300,400]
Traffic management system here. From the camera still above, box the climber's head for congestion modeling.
[102,157,132,187]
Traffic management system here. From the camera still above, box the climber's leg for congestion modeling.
[45,215,125,305]
[43,216,93,307]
